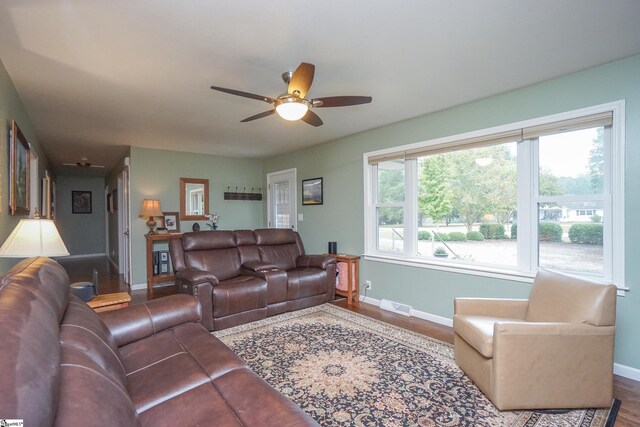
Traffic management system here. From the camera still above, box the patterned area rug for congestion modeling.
[214,304,619,427]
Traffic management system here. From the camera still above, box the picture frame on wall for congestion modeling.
[302,177,323,206]
[72,191,92,214]
[10,120,31,215]
[162,211,180,232]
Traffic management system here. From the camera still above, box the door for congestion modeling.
[117,159,131,285]
[267,168,297,230]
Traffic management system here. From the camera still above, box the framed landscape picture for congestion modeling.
[72,191,92,214]
[10,120,30,215]
[302,177,323,206]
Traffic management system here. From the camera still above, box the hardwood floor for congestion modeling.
[58,256,640,426]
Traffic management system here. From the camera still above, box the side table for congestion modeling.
[87,292,131,313]
[146,233,182,298]
[327,254,360,305]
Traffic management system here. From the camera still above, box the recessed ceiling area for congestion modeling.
[1,1,639,176]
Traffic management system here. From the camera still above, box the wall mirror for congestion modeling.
[180,177,209,220]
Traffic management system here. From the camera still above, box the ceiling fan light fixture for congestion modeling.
[275,97,309,121]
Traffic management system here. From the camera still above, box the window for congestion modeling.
[364,102,625,287]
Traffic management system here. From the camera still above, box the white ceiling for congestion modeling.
[1,1,640,176]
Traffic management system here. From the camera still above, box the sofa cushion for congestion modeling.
[121,322,246,414]
[0,258,69,427]
[184,247,242,281]
[525,269,617,325]
[213,276,267,318]
[182,230,236,251]
[60,297,127,388]
[55,345,140,427]
[287,268,329,300]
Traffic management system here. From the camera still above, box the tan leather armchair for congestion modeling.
[454,269,617,410]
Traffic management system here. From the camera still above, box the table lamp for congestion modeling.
[0,212,69,257]
[140,199,163,234]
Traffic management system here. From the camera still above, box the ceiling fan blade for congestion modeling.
[211,86,275,104]
[288,63,315,99]
[240,109,276,123]
[312,96,373,108]
[301,110,323,127]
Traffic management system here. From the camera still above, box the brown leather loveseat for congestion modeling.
[0,257,318,426]
[170,228,337,331]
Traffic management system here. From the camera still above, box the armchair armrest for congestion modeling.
[296,255,336,270]
[491,321,615,408]
[100,294,202,347]
[454,298,528,319]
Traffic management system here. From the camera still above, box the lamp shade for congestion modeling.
[275,98,309,121]
[0,218,70,257]
[139,199,163,217]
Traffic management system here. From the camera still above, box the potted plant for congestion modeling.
[433,247,449,258]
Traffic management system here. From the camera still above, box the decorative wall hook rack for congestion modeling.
[224,186,263,201]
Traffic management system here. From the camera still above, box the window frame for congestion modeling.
[363,101,626,289]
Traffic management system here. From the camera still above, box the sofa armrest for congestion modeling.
[296,255,336,270]
[174,268,216,331]
[242,261,279,272]
[176,268,219,285]
[100,294,202,347]
[454,298,528,319]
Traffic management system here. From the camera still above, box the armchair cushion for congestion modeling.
[525,269,617,325]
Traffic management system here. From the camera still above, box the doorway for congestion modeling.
[117,160,131,285]
[267,168,297,230]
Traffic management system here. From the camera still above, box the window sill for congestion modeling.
[363,253,629,295]
[363,253,536,284]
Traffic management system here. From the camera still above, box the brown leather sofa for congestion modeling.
[170,228,337,331]
[0,257,318,427]
[453,268,617,410]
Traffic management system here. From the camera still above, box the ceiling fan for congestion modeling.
[63,157,104,169]
[211,62,372,127]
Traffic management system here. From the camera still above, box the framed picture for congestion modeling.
[162,211,180,232]
[72,191,92,214]
[160,251,169,262]
[302,177,323,206]
[10,120,30,215]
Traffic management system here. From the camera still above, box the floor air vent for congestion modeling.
[380,299,412,317]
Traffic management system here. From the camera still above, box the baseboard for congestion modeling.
[61,253,107,260]
[614,362,640,382]
[361,294,638,380]
[130,283,147,291]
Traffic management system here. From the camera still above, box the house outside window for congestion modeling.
[364,102,625,288]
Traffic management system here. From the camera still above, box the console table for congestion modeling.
[327,254,360,305]
[145,233,182,298]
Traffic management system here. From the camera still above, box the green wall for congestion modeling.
[0,58,51,272]
[264,54,640,372]
[54,175,106,256]
[129,147,265,285]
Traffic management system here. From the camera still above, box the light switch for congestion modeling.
[298,213,304,221]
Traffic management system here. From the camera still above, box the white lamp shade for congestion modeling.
[0,219,70,257]
[275,100,309,121]
[139,199,163,217]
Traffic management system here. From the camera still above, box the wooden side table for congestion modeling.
[87,292,131,313]
[328,254,360,305]
[146,233,182,298]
